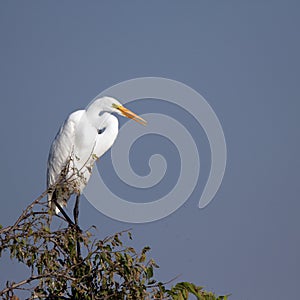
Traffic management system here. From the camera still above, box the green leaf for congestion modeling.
[146,266,153,279]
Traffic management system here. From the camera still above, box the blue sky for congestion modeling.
[0,1,300,299]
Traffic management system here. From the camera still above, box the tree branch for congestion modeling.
[0,189,49,235]
[0,273,76,296]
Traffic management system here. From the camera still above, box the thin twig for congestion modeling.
[0,189,49,235]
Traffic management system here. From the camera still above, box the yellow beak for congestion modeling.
[118,106,147,126]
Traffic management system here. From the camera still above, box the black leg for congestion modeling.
[52,198,75,227]
[74,194,80,227]
[74,194,81,258]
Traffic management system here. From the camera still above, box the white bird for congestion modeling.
[47,96,146,214]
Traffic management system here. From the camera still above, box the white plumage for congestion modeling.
[47,96,146,214]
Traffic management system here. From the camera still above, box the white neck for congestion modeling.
[86,101,106,129]
[93,113,119,158]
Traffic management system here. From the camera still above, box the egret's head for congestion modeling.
[102,96,147,125]
[111,102,147,126]
[88,96,146,126]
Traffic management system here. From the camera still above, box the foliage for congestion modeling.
[0,191,229,299]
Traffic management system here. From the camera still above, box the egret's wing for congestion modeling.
[47,110,84,211]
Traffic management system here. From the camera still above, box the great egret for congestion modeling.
[47,96,146,215]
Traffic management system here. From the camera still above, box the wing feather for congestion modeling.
[47,110,85,211]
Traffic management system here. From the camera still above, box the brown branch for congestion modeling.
[0,273,76,296]
[146,274,182,288]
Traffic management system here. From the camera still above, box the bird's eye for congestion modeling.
[112,103,120,109]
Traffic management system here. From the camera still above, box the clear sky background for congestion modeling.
[0,1,299,299]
